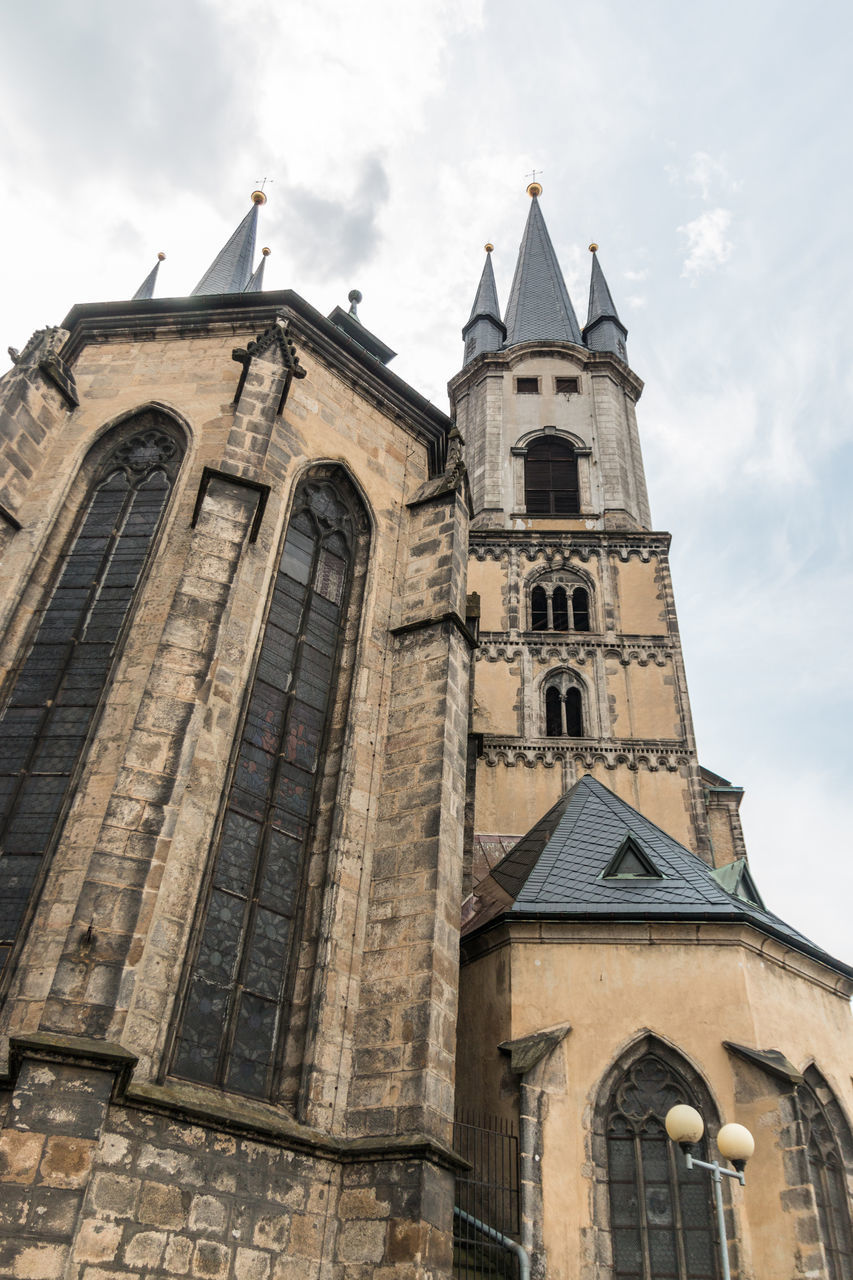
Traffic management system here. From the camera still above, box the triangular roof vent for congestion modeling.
[602,835,662,880]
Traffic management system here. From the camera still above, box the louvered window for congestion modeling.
[524,438,579,514]
[607,1055,719,1279]
[0,419,183,973]
[172,474,367,1099]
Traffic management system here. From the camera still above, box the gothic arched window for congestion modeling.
[607,1054,720,1280]
[799,1077,853,1280]
[543,674,584,737]
[0,414,184,973]
[524,437,579,514]
[172,470,369,1100]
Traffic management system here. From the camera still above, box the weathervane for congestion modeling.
[254,176,274,193]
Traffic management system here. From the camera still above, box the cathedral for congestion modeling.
[0,183,850,1280]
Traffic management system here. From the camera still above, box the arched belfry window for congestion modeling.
[172,469,369,1100]
[607,1054,720,1279]
[524,437,579,514]
[543,673,584,737]
[799,1074,853,1279]
[529,579,592,632]
[0,414,184,973]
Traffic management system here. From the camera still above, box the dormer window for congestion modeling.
[516,377,540,395]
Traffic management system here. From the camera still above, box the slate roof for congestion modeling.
[191,200,260,296]
[470,775,853,978]
[586,249,623,329]
[132,256,163,301]
[467,250,502,325]
[503,195,582,346]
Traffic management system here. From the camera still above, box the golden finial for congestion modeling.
[251,190,267,205]
[157,252,166,261]
[589,243,599,253]
[484,242,494,253]
[526,182,543,198]
[261,247,271,256]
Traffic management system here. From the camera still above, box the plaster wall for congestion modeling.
[457,927,853,1280]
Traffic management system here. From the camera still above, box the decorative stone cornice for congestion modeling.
[469,530,671,563]
[476,634,672,666]
[481,737,691,772]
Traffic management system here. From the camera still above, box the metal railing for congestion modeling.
[453,1111,521,1280]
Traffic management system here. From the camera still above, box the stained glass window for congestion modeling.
[0,419,183,973]
[172,475,365,1099]
[799,1082,853,1280]
[606,1055,720,1280]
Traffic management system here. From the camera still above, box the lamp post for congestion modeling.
[664,1105,754,1280]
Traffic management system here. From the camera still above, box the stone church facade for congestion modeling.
[0,187,850,1279]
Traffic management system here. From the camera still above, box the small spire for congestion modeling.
[583,245,628,362]
[191,191,266,296]
[503,186,582,346]
[132,252,166,301]
[244,246,271,293]
[462,244,506,365]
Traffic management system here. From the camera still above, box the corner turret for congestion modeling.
[463,245,506,365]
[583,244,628,362]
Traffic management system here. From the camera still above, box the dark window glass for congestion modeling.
[524,438,579,515]
[173,477,364,1100]
[606,1055,719,1280]
[555,377,580,394]
[573,587,590,631]
[531,586,548,631]
[516,378,539,394]
[0,423,182,965]
[799,1085,853,1280]
[565,687,583,736]
[552,587,569,631]
[545,687,563,737]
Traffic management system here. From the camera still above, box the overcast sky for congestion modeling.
[1,1,851,963]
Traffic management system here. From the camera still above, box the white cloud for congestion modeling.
[684,151,740,201]
[678,208,733,277]
[624,268,649,282]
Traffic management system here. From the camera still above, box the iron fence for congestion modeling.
[453,1110,521,1280]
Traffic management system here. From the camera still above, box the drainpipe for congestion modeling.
[453,1206,531,1280]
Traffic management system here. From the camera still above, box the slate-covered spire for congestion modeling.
[462,244,506,365]
[244,246,270,293]
[503,184,582,347]
[583,244,628,362]
[191,191,266,297]
[132,252,166,301]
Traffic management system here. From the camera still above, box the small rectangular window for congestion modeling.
[515,378,539,395]
[555,377,580,395]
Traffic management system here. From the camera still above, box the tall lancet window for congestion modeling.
[172,470,369,1100]
[606,1054,720,1280]
[0,415,184,972]
[799,1076,853,1280]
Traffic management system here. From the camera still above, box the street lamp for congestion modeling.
[665,1105,754,1280]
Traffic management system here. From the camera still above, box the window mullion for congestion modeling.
[546,592,554,631]
[667,1138,690,1280]
[634,1128,653,1280]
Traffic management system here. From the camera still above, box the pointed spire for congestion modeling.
[462,244,506,365]
[191,191,266,296]
[244,246,271,293]
[132,252,166,301]
[583,245,628,361]
[503,184,582,347]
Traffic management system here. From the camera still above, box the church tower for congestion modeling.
[453,182,743,869]
[454,187,853,1280]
